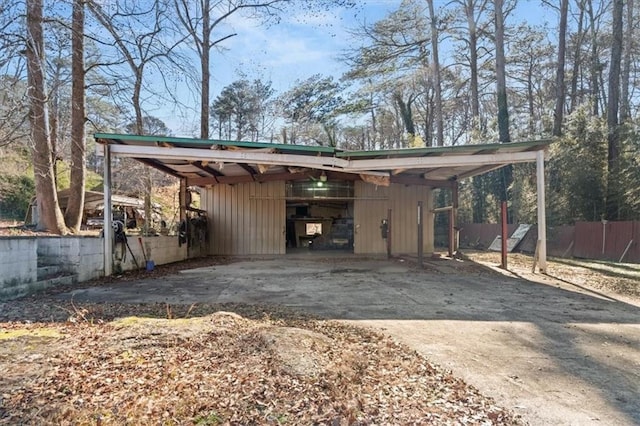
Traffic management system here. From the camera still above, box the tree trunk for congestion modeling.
[465,0,481,135]
[65,0,86,232]
[201,0,210,140]
[620,0,634,122]
[494,0,510,143]
[586,0,600,116]
[494,0,512,214]
[26,0,67,234]
[569,1,585,113]
[427,0,444,146]
[527,63,535,135]
[606,0,623,220]
[552,0,569,136]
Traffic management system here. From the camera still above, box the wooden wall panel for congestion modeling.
[201,182,285,255]
[354,182,433,255]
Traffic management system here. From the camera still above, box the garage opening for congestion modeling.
[285,179,354,253]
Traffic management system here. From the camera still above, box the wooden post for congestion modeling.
[179,178,187,223]
[536,150,548,273]
[448,208,455,257]
[103,143,113,277]
[417,201,423,264]
[501,200,508,269]
[387,208,392,259]
[452,180,459,253]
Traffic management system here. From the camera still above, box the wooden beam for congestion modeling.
[347,151,540,171]
[110,144,350,169]
[191,161,223,180]
[134,157,182,179]
[217,174,255,184]
[423,168,445,178]
[455,164,505,180]
[390,175,454,188]
[257,171,311,182]
[432,206,453,213]
[188,171,313,186]
[238,163,257,178]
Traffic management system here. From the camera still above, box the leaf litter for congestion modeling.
[0,300,521,425]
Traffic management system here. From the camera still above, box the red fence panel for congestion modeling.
[460,221,639,264]
[573,221,637,262]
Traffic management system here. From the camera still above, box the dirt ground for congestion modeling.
[1,251,639,425]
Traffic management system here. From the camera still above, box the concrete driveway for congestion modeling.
[63,256,640,425]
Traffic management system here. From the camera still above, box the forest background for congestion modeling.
[0,0,638,234]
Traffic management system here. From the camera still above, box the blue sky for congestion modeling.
[159,0,552,136]
[160,0,397,134]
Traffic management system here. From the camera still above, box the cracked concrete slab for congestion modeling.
[59,256,640,425]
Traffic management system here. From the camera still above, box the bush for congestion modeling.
[0,174,35,220]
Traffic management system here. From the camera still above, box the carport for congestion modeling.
[94,133,551,275]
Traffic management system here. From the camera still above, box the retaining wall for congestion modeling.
[0,237,38,299]
[1,235,192,300]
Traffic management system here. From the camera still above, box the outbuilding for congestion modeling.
[95,133,551,273]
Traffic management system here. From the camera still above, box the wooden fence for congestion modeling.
[459,221,640,264]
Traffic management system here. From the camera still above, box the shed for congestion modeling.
[94,133,551,274]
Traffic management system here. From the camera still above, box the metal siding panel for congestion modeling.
[249,183,257,254]
[276,182,285,254]
[206,181,431,256]
[354,181,389,254]
[241,183,250,255]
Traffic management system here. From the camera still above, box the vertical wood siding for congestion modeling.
[201,181,285,255]
[354,182,434,255]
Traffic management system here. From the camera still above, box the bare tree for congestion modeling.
[568,0,585,113]
[493,0,510,143]
[174,0,354,140]
[87,0,187,234]
[26,0,67,233]
[606,0,623,220]
[64,0,86,231]
[426,0,443,146]
[620,0,634,122]
[552,0,569,136]
[174,0,286,139]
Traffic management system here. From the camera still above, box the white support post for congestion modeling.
[536,150,547,273]
[103,144,113,276]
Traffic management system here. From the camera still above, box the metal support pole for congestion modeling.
[417,201,423,264]
[452,180,459,254]
[536,150,548,273]
[501,201,508,269]
[103,144,113,277]
[387,208,392,259]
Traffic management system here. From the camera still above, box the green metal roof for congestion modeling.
[94,133,338,155]
[94,133,552,187]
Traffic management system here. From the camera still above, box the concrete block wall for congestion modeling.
[113,235,188,273]
[1,235,191,300]
[38,237,104,281]
[0,237,38,299]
